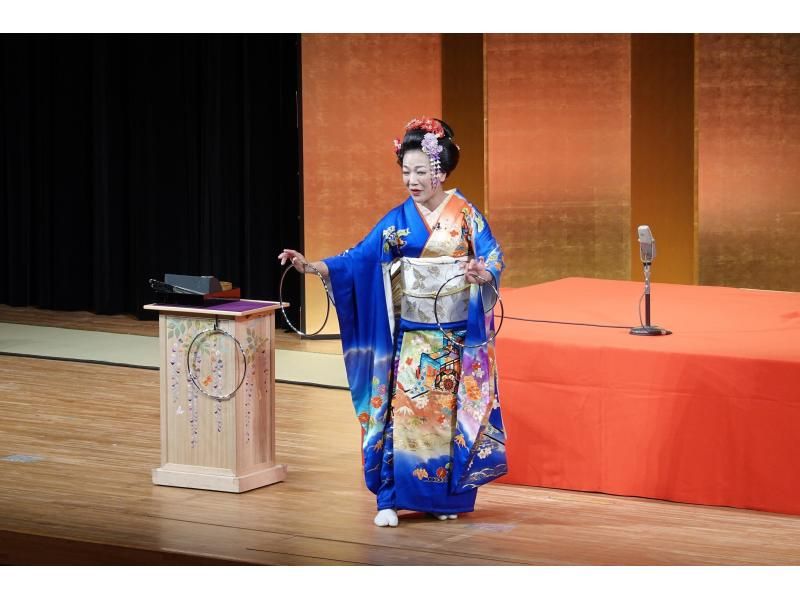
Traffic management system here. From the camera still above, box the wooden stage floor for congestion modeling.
[2,307,800,565]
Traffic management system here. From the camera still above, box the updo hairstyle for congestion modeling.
[396,118,460,176]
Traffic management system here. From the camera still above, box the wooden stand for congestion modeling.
[144,300,287,493]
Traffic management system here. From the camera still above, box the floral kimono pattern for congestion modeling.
[324,190,507,514]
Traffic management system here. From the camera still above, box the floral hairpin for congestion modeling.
[421,132,444,190]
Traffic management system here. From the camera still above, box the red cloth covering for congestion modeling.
[495,277,800,515]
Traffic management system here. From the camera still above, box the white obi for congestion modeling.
[396,256,470,325]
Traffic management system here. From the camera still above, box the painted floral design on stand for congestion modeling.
[212,337,224,433]
[166,316,220,448]
[166,317,265,447]
[169,340,181,407]
[243,364,254,445]
[166,319,190,411]
[189,346,201,448]
[244,323,269,444]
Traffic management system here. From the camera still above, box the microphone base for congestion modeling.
[629,326,672,336]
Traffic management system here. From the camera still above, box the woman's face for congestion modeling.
[402,149,445,205]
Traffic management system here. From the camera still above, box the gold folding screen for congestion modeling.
[485,34,632,288]
[697,34,800,291]
[298,34,800,337]
[300,34,442,334]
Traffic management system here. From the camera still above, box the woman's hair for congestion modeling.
[396,118,460,175]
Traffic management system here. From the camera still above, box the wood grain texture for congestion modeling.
[0,303,343,354]
[0,303,159,336]
[2,351,800,565]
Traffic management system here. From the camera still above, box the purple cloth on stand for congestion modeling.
[207,300,278,312]
[152,300,278,313]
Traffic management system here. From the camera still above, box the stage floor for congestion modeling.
[2,307,800,565]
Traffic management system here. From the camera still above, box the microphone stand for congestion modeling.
[630,260,672,336]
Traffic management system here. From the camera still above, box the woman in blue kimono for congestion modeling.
[279,118,507,527]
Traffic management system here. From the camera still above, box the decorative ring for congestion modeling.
[433,272,504,349]
[279,262,335,337]
[186,322,247,401]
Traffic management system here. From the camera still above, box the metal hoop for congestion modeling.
[433,272,504,349]
[186,320,247,401]
[278,261,335,337]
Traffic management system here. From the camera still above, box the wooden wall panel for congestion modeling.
[485,34,631,288]
[300,34,441,333]
[697,34,800,291]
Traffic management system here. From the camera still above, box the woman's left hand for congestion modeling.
[464,257,491,285]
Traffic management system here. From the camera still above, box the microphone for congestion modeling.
[630,224,671,337]
[637,225,656,265]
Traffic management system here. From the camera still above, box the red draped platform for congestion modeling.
[495,277,800,515]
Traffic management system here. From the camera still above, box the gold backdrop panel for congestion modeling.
[486,34,631,288]
[698,34,800,291]
[301,34,442,333]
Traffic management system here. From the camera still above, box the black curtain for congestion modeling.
[0,34,301,323]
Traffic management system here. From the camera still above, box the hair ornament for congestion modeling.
[421,132,444,190]
[404,117,445,138]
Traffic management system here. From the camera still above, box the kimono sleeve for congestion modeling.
[469,204,505,290]
[321,215,396,421]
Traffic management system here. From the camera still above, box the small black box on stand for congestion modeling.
[150,274,240,307]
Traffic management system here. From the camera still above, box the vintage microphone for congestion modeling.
[630,225,672,336]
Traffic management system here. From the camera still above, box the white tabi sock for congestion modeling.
[374,509,399,527]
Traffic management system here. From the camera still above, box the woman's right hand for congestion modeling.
[278,249,308,273]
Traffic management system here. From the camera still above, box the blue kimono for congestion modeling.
[324,190,507,514]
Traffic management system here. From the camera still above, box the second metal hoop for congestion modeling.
[433,272,504,349]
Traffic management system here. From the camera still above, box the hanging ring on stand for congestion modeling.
[433,271,504,349]
[186,316,248,401]
[279,259,336,337]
